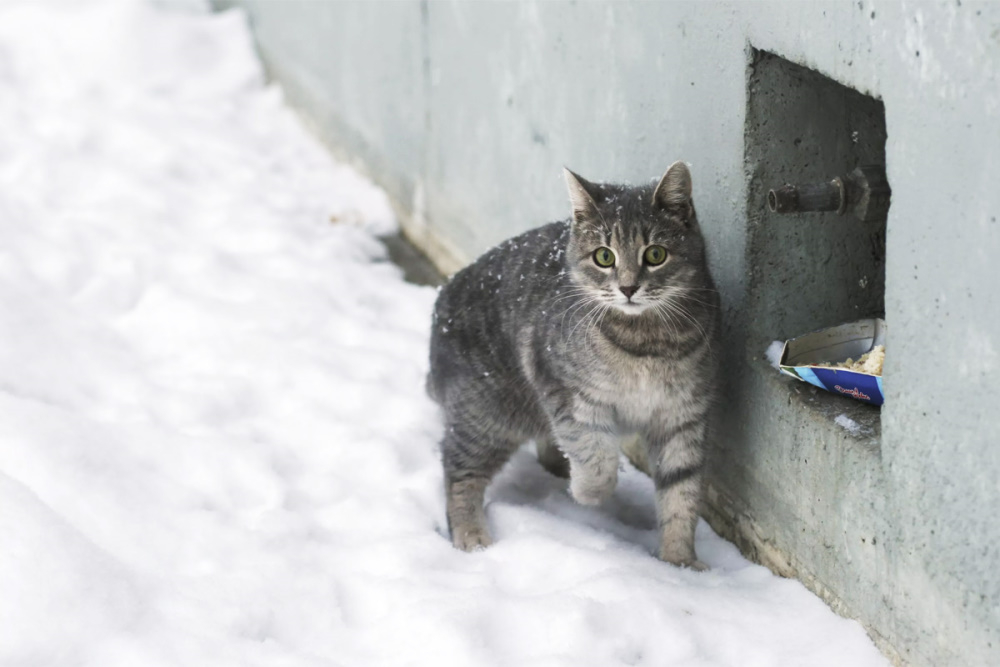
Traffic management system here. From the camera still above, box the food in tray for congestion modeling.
[816,344,884,376]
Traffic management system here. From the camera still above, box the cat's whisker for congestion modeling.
[667,286,718,293]
[668,286,718,310]
[567,297,603,341]
[577,296,613,342]
[558,294,599,333]
[662,296,711,349]
[546,288,597,312]
[649,300,670,331]
[549,287,595,311]
[552,297,591,320]
[556,290,596,336]
[544,286,593,302]
[651,300,682,338]
[679,296,717,310]
[590,302,615,341]
[658,298,690,334]
[574,306,597,341]
[584,301,611,341]
[663,299,688,338]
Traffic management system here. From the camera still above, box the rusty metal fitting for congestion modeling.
[767,165,891,224]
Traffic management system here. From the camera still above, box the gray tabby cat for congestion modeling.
[427,161,719,568]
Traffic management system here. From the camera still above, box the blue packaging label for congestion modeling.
[781,365,884,406]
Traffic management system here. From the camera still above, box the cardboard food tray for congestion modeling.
[779,318,886,406]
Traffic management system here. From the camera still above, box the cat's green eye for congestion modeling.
[593,247,616,268]
[643,245,668,266]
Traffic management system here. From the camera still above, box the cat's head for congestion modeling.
[563,162,712,317]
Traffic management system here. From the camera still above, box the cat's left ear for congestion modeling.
[564,168,603,227]
[652,161,694,220]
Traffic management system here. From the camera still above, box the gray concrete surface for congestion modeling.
[214,1,1000,664]
[379,233,443,288]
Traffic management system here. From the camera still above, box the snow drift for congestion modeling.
[0,2,887,666]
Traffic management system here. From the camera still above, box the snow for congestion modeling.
[0,2,888,666]
[765,340,786,370]
[835,414,864,436]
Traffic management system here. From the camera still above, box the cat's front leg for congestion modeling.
[551,397,619,506]
[649,419,708,570]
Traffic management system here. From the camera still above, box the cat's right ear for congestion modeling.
[652,161,693,212]
[563,168,602,227]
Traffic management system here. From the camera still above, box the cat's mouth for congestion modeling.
[615,300,648,315]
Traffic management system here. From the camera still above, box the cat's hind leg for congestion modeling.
[442,422,518,552]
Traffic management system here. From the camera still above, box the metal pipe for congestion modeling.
[767,165,891,224]
[767,178,845,215]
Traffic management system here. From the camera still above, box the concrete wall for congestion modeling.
[214,1,1000,664]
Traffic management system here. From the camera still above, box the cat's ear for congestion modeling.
[564,167,603,227]
[652,161,693,213]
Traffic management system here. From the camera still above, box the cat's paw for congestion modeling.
[569,474,616,506]
[659,549,708,571]
[452,527,493,552]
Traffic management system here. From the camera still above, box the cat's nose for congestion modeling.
[620,285,639,299]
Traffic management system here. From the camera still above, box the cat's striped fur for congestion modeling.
[427,162,720,567]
